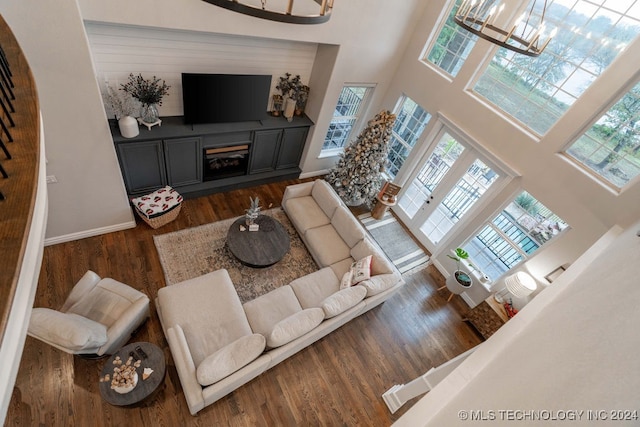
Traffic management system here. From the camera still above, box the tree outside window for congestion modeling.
[565,80,640,188]
[424,0,478,77]
[473,0,640,136]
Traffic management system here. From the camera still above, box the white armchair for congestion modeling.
[28,271,150,357]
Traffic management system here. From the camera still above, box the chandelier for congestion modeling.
[454,0,557,57]
[202,0,335,24]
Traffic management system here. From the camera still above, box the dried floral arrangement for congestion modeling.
[102,83,136,119]
[121,73,171,106]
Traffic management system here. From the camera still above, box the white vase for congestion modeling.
[118,115,139,138]
[283,97,296,122]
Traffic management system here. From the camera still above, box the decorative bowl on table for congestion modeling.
[113,372,138,394]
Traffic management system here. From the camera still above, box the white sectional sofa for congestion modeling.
[156,179,404,415]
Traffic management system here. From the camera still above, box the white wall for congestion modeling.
[85,22,319,119]
[395,220,640,426]
[0,0,135,243]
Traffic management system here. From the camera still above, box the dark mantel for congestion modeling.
[110,115,314,144]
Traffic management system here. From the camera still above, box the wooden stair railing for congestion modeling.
[0,14,41,349]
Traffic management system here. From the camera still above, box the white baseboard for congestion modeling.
[44,220,137,246]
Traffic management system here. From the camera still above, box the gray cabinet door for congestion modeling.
[164,137,202,187]
[277,127,308,170]
[249,129,282,174]
[117,140,166,194]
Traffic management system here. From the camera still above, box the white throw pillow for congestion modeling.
[350,255,373,285]
[321,285,367,318]
[196,334,266,386]
[29,308,108,351]
[267,308,324,348]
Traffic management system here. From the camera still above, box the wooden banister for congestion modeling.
[0,14,41,345]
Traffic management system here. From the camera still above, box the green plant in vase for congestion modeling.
[447,247,472,287]
[121,73,170,124]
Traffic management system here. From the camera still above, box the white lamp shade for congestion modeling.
[504,271,537,298]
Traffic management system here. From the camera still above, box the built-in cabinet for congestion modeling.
[111,115,312,198]
[249,130,281,174]
[248,127,308,174]
[163,137,202,187]
[116,140,166,194]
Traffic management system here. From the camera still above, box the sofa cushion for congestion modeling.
[243,285,302,337]
[290,267,340,309]
[267,308,324,348]
[359,273,400,297]
[330,257,355,280]
[284,196,331,233]
[321,285,367,319]
[157,269,253,366]
[311,179,342,219]
[66,278,145,328]
[29,309,107,351]
[351,238,395,275]
[196,333,266,386]
[305,225,351,267]
[331,206,366,248]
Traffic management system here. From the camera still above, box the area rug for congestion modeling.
[153,208,318,303]
[358,210,430,275]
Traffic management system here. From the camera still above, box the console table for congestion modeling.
[110,115,313,198]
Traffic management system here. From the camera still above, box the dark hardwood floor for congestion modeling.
[5,178,481,426]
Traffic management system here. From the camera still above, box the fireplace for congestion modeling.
[203,144,249,181]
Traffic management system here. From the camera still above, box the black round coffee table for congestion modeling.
[227,215,290,268]
[99,342,166,407]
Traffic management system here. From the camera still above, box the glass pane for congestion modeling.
[420,159,499,244]
[424,0,478,77]
[565,79,640,188]
[473,0,640,135]
[334,87,367,117]
[398,132,465,218]
[322,119,356,150]
[323,85,371,152]
[464,228,523,281]
[462,191,570,280]
[387,97,431,178]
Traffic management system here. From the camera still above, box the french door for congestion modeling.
[395,128,502,254]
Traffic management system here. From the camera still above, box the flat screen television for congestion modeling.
[182,73,272,124]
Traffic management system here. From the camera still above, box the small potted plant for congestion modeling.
[121,73,171,125]
[447,247,473,288]
[245,196,261,229]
